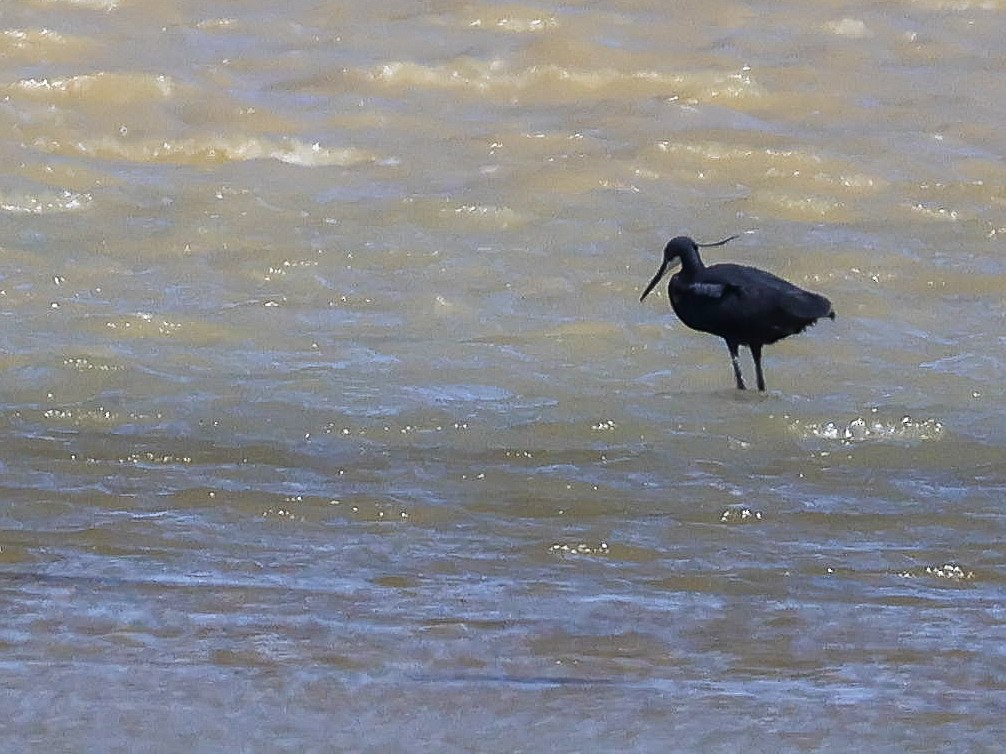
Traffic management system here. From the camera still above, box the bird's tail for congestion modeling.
[784,291,834,321]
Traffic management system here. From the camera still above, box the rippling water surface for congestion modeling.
[2,1,1005,751]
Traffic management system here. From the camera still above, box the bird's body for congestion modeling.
[640,235,834,391]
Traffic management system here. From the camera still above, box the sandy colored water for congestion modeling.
[1,1,1005,751]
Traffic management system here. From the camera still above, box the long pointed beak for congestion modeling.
[640,259,670,302]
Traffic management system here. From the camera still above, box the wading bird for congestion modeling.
[639,235,834,391]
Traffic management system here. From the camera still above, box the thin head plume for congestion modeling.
[696,234,740,248]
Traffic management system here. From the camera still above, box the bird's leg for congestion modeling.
[726,341,746,390]
[750,344,766,391]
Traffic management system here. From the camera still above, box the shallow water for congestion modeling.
[2,0,1005,751]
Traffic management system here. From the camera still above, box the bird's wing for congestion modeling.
[707,264,832,320]
[686,281,734,299]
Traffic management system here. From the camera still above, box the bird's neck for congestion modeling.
[678,248,705,276]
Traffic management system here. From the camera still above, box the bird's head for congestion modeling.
[639,234,739,302]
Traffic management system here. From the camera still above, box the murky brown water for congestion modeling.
[2,0,1005,750]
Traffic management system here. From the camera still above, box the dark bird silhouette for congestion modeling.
[639,235,834,391]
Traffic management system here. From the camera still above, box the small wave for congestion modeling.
[908,202,961,222]
[61,357,125,373]
[196,18,238,30]
[463,8,559,33]
[548,541,610,557]
[825,18,872,38]
[403,197,527,230]
[31,135,377,167]
[493,16,558,33]
[105,312,183,337]
[41,405,123,429]
[898,563,976,581]
[1,28,73,55]
[0,189,92,214]
[96,312,228,344]
[39,0,121,8]
[719,506,764,524]
[754,190,848,220]
[12,72,174,102]
[656,140,884,193]
[451,203,524,228]
[792,414,945,444]
[407,384,513,404]
[367,60,765,102]
[911,0,1002,9]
